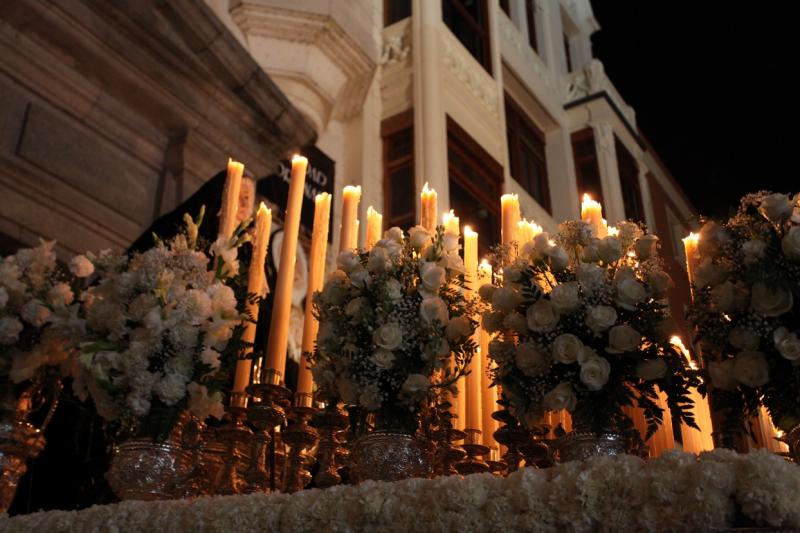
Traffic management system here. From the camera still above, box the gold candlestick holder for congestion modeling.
[246,368,291,492]
[433,427,466,476]
[282,392,319,493]
[492,409,530,473]
[311,402,349,488]
[455,428,490,475]
[521,424,554,468]
[485,447,507,476]
[213,404,253,495]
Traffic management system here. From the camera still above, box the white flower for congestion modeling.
[759,192,793,223]
[542,382,577,411]
[646,270,672,295]
[550,282,581,313]
[492,286,522,313]
[693,260,727,289]
[0,317,23,345]
[420,297,448,325]
[401,374,430,396]
[526,300,559,332]
[337,250,362,274]
[698,221,730,258]
[350,269,372,289]
[47,282,74,308]
[207,283,237,315]
[445,315,472,341]
[482,311,505,333]
[21,300,50,327]
[742,239,767,264]
[607,324,641,353]
[782,226,800,261]
[728,327,760,350]
[585,305,617,333]
[187,382,224,420]
[478,283,496,303]
[501,312,528,335]
[710,281,748,313]
[579,354,611,391]
[773,327,800,361]
[616,278,646,310]
[367,246,391,273]
[321,270,350,306]
[442,232,460,253]
[576,263,604,292]
[751,282,793,317]
[343,296,368,318]
[552,334,583,364]
[598,236,623,263]
[376,237,403,259]
[200,347,221,370]
[209,236,239,277]
[180,289,213,324]
[384,279,402,300]
[708,359,736,390]
[419,262,446,296]
[581,240,601,263]
[637,358,667,380]
[384,226,404,243]
[370,348,396,369]
[546,245,569,271]
[635,234,659,259]
[0,286,7,309]
[69,255,95,278]
[515,342,549,377]
[437,253,465,274]
[408,225,431,251]
[733,351,769,388]
[373,322,403,350]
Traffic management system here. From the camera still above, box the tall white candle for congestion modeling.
[219,158,244,241]
[340,186,361,252]
[365,206,383,250]
[463,227,481,431]
[420,182,438,234]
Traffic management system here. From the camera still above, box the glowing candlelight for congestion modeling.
[501,194,520,252]
[463,226,481,431]
[443,209,460,235]
[581,194,606,238]
[478,259,498,448]
[219,158,244,241]
[420,182,438,233]
[340,185,361,252]
[365,206,383,250]
[683,232,700,291]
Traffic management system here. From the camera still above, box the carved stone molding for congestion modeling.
[441,35,499,120]
[566,59,636,126]
[380,21,411,66]
[498,13,561,99]
[592,122,615,159]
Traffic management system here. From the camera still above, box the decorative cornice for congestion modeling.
[497,12,562,99]
[380,21,411,66]
[441,34,499,120]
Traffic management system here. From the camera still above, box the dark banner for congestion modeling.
[257,144,335,242]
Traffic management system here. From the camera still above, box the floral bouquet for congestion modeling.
[482,220,698,440]
[311,225,477,433]
[687,191,800,440]
[72,213,248,441]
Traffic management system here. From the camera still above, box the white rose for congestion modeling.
[503,264,523,284]
[21,300,50,327]
[0,317,23,345]
[710,281,748,313]
[482,311,505,333]
[546,245,569,271]
[709,359,737,390]
[350,269,372,289]
[373,322,403,350]
[384,278,403,300]
[370,348,396,369]
[616,278,646,310]
[442,232,460,253]
[47,282,74,308]
[526,300,559,332]
[742,239,767,265]
[693,260,727,289]
[581,241,601,263]
[598,236,623,263]
[728,327,760,350]
[751,282,793,317]
[337,250,362,274]
[408,225,432,251]
[69,255,95,278]
[520,240,540,261]
[478,283,496,303]
[759,192,793,223]
[646,270,672,296]
[543,382,577,411]
[698,221,730,258]
[515,342,549,376]
[376,238,403,259]
[617,221,643,244]
[321,270,350,306]
[438,253,465,274]
[733,351,769,387]
[585,305,617,333]
[579,355,611,391]
[607,324,641,353]
[445,315,472,341]
[492,286,522,313]
[367,246,391,273]
[552,333,583,364]
[345,296,370,317]
[401,374,430,395]
[420,297,449,325]
[384,226,404,243]
[635,234,659,260]
[419,262,446,296]
[773,327,800,362]
[782,226,800,261]
[637,358,667,380]
[502,312,528,335]
[550,282,581,313]
[576,263,605,292]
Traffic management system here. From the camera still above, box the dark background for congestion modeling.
[590,2,800,218]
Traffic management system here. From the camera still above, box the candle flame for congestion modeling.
[422,182,432,193]
[583,193,592,203]
[464,225,476,236]
[257,201,270,216]
[291,154,308,164]
[607,226,620,237]
[315,192,331,202]
[683,232,700,245]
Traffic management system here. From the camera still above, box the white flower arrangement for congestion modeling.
[3,449,798,532]
[688,191,800,435]
[311,225,476,419]
[483,221,698,436]
[72,213,247,438]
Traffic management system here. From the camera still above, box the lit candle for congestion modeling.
[463,227,481,431]
[442,209,460,235]
[296,193,332,395]
[581,194,606,238]
[264,155,308,377]
[232,202,271,406]
[365,206,383,250]
[420,182,438,233]
[340,185,361,252]
[478,259,498,448]
[501,194,520,253]
[517,219,533,247]
[607,225,619,237]
[352,219,360,249]
[683,232,700,292]
[219,158,244,241]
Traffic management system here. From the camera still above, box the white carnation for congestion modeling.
[47,282,74,309]
[187,382,225,420]
[21,300,50,327]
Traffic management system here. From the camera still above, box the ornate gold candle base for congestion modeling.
[521,424,555,468]
[486,447,507,476]
[433,428,466,476]
[246,369,291,492]
[213,407,253,495]
[282,393,318,493]
[311,402,348,488]
[492,409,530,473]
[455,428,490,475]
[0,421,45,512]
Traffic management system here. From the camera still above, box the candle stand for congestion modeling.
[312,402,349,488]
[212,402,253,495]
[433,427,466,476]
[282,392,319,493]
[493,409,530,473]
[455,428,490,475]
[246,369,291,492]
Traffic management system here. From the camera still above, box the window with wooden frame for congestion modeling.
[505,94,550,212]
[382,110,416,230]
[447,116,502,252]
[442,0,492,73]
[571,128,603,205]
[525,0,538,52]
[615,137,645,222]
[384,0,412,27]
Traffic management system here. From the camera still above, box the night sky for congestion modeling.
[589,2,800,218]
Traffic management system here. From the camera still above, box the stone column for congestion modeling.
[545,127,580,221]
[591,122,625,223]
[637,161,657,230]
[412,0,449,215]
